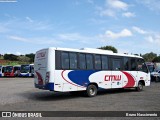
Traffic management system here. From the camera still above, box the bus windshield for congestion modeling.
[21,65,30,73]
[5,66,13,73]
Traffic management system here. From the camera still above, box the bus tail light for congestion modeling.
[45,71,50,84]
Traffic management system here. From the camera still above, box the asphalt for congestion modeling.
[0,78,160,119]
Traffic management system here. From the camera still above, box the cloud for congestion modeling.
[122,12,135,17]
[99,9,116,17]
[146,34,160,45]
[26,17,33,22]
[87,0,94,4]
[8,35,62,45]
[132,26,147,34]
[136,0,160,12]
[0,26,10,33]
[107,0,128,10]
[100,29,133,40]
[57,33,96,43]
[98,0,133,18]
[9,36,29,42]
[8,33,95,45]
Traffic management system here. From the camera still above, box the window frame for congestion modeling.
[94,54,102,70]
[111,57,123,71]
[69,52,78,70]
[101,55,109,70]
[78,53,87,70]
[86,53,94,70]
[61,52,70,70]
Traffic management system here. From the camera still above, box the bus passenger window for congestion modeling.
[124,57,129,70]
[69,53,77,69]
[102,56,108,70]
[112,59,121,70]
[131,58,136,71]
[79,54,86,69]
[95,55,101,70]
[137,59,148,73]
[86,54,93,69]
[61,52,69,69]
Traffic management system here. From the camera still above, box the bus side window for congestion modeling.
[137,59,148,73]
[131,58,136,71]
[112,59,121,70]
[61,52,69,69]
[95,55,101,70]
[79,54,86,69]
[102,56,108,70]
[69,53,77,69]
[86,54,93,69]
[124,57,129,70]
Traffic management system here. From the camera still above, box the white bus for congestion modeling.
[19,64,34,77]
[34,47,150,97]
[0,66,6,77]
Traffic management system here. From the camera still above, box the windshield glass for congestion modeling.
[21,65,30,73]
[147,65,154,73]
[5,66,13,73]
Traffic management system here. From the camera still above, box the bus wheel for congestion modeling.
[136,82,143,92]
[86,84,97,97]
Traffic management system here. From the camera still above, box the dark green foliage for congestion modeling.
[98,46,118,53]
[25,53,35,63]
[142,52,157,62]
[152,56,160,62]
[4,54,18,61]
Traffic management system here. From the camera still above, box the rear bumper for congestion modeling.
[35,83,54,91]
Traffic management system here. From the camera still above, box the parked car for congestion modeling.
[151,70,160,82]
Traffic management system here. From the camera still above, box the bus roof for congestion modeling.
[39,47,143,59]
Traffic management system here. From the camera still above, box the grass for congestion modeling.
[0,61,32,66]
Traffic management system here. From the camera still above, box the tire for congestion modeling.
[86,84,97,97]
[155,77,159,82]
[136,82,143,92]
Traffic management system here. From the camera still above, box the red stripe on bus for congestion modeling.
[36,72,43,85]
[122,71,135,88]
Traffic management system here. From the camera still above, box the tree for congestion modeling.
[17,56,30,63]
[98,46,118,53]
[4,54,18,61]
[152,56,160,62]
[142,52,157,62]
[25,53,35,63]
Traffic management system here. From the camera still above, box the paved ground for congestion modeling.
[0,78,160,119]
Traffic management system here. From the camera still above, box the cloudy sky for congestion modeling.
[0,0,160,55]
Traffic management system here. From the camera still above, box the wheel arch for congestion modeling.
[138,80,145,86]
[87,82,98,89]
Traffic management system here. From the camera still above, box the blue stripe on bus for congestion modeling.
[45,83,54,91]
[68,70,99,87]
